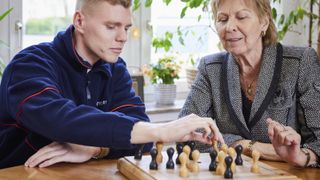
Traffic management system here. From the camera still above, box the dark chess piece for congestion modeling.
[209,149,217,171]
[149,148,158,170]
[166,147,175,169]
[134,144,144,160]
[188,141,196,160]
[235,144,243,165]
[224,156,233,179]
[176,143,183,164]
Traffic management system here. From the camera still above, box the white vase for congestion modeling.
[186,67,198,88]
[154,84,176,105]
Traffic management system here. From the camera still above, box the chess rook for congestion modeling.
[176,143,183,164]
[235,144,243,165]
[166,147,175,169]
[188,141,196,160]
[224,156,233,179]
[149,148,158,170]
[134,144,144,160]
[209,149,217,171]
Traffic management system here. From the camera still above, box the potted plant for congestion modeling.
[185,54,199,88]
[142,56,182,105]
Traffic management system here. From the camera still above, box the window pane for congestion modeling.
[22,0,76,48]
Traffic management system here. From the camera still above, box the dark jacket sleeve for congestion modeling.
[5,54,144,150]
[105,59,153,158]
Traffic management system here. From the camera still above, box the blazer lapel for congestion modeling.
[250,45,278,119]
[227,54,249,132]
[248,44,283,129]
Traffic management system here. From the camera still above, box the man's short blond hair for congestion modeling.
[76,0,131,11]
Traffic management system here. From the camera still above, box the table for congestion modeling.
[0,159,319,180]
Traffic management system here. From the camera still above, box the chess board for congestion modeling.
[117,152,300,180]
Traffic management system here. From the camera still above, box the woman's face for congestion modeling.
[215,0,268,57]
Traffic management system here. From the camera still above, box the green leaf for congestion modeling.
[0,7,13,21]
[178,36,185,46]
[180,6,188,18]
[162,0,172,5]
[272,8,277,20]
[145,0,153,7]
[133,0,141,11]
[197,15,202,22]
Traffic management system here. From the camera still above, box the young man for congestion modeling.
[0,0,224,169]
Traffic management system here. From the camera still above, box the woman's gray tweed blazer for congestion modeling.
[179,43,320,165]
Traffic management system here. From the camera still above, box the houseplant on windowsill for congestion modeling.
[185,54,199,88]
[142,56,181,105]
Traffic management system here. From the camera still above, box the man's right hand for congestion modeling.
[25,142,107,168]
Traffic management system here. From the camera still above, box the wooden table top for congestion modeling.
[0,159,318,180]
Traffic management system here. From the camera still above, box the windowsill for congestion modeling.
[145,99,185,114]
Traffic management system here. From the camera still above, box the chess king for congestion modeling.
[0,0,224,169]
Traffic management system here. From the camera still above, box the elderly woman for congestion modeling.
[179,0,320,168]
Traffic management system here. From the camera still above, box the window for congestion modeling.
[150,1,220,69]
[22,0,76,48]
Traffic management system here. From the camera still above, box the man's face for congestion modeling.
[79,2,132,63]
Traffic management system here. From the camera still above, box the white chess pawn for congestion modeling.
[228,147,236,173]
[251,150,260,173]
[216,151,226,175]
[191,150,200,173]
[156,142,163,164]
[179,152,189,178]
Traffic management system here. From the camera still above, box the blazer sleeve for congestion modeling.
[179,56,244,152]
[297,47,320,166]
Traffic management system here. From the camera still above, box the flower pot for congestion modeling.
[154,84,176,105]
[186,67,198,88]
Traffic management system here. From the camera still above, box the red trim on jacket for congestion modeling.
[25,138,37,152]
[0,123,28,133]
[70,26,91,69]
[15,87,59,124]
[110,104,144,112]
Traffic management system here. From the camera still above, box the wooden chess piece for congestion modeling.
[228,147,236,173]
[166,147,175,169]
[235,144,243,165]
[134,144,144,160]
[216,151,226,175]
[188,141,196,160]
[221,144,228,153]
[156,142,163,164]
[183,145,191,169]
[190,150,200,173]
[176,143,183,164]
[149,148,158,170]
[224,156,233,179]
[212,139,219,153]
[209,149,217,171]
[251,150,260,173]
[179,152,189,178]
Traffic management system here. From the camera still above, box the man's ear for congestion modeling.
[73,10,85,33]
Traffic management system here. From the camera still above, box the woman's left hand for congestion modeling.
[267,118,306,166]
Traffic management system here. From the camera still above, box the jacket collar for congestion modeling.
[54,25,112,77]
[222,43,283,137]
